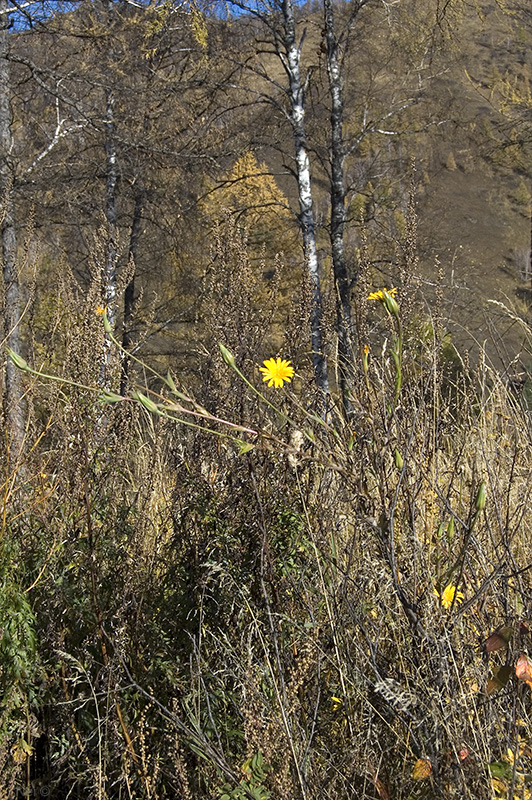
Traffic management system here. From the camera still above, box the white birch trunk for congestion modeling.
[104,85,118,328]
[282,0,329,394]
[99,0,118,387]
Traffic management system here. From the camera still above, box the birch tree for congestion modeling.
[24,1,216,389]
[281,0,328,393]
[322,0,364,410]
[225,0,329,394]
[322,0,401,408]
[320,0,461,411]
[222,0,448,403]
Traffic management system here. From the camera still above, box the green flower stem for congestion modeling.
[391,331,403,407]
[146,389,258,436]
[380,292,403,413]
[219,342,332,445]
[103,317,179,393]
[219,343,290,418]
[218,344,342,455]
[7,349,108,394]
[146,407,254,445]
[8,345,258,444]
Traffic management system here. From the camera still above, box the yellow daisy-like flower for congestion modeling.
[95,305,107,316]
[368,287,398,302]
[259,357,295,388]
[435,583,464,610]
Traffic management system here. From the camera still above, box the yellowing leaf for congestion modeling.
[516,654,532,687]
[412,758,432,781]
[330,696,343,712]
[11,738,33,764]
[486,665,513,695]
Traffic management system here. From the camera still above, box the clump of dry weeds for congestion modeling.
[3,217,532,800]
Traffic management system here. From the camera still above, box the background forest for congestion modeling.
[4,0,532,798]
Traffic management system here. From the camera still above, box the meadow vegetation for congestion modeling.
[3,213,532,799]
[3,1,532,798]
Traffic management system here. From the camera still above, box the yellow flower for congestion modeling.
[368,287,397,302]
[259,357,295,388]
[435,583,464,610]
[95,306,107,316]
[330,695,343,712]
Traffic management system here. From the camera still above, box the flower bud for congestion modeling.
[218,343,236,368]
[132,390,160,414]
[7,349,30,372]
[382,289,400,318]
[447,516,455,539]
[99,391,123,404]
[475,480,487,512]
[362,344,370,373]
[102,313,113,335]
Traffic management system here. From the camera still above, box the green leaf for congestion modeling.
[489,760,513,780]
[166,372,190,401]
[21,738,33,755]
[237,440,254,455]
[165,371,177,392]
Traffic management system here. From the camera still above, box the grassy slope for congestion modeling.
[6,5,532,798]
[416,0,532,368]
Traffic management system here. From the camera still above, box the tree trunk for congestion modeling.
[104,86,118,328]
[282,0,329,395]
[323,0,354,413]
[529,178,532,290]
[120,185,144,395]
[0,0,24,456]
[99,0,118,388]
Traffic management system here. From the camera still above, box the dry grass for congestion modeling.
[2,220,532,800]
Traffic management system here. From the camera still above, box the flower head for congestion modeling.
[368,287,399,318]
[95,305,107,316]
[435,583,464,610]
[259,357,294,388]
[368,287,397,302]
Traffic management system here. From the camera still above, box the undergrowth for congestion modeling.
[2,221,532,799]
